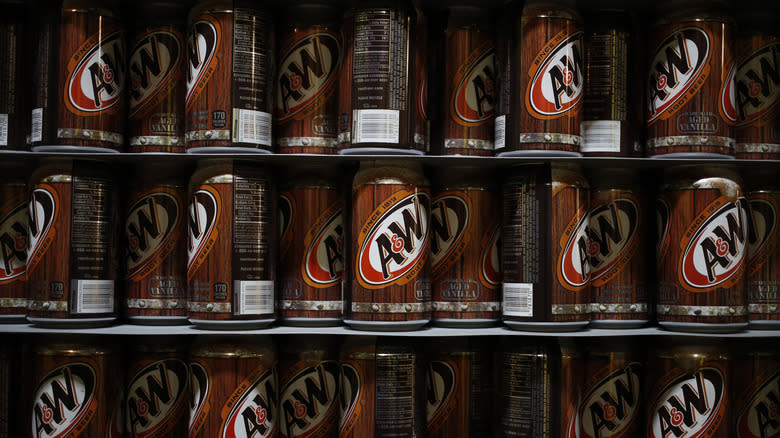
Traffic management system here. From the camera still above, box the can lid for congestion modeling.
[282,2,341,24]
[353,160,428,187]
[650,0,733,23]
[522,0,580,20]
[190,336,276,358]
[443,5,494,30]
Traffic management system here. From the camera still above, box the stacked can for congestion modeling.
[501,0,584,156]
[123,163,189,324]
[127,1,188,153]
[646,0,736,158]
[275,2,341,154]
[502,163,591,331]
[26,159,119,327]
[278,166,345,326]
[185,0,275,152]
[187,160,276,328]
[731,338,780,438]
[30,0,126,152]
[745,169,780,328]
[656,165,748,332]
[431,167,501,327]
[0,1,27,151]
[0,164,28,321]
[493,0,521,154]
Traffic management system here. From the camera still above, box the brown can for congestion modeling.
[437,6,496,156]
[185,0,275,152]
[127,2,187,153]
[26,159,118,327]
[338,1,425,155]
[646,337,731,438]
[275,3,341,154]
[731,338,780,438]
[278,167,345,326]
[187,160,276,328]
[0,169,28,321]
[346,161,432,330]
[430,167,501,327]
[493,0,521,154]
[124,338,190,437]
[646,1,736,158]
[502,163,590,331]
[424,337,493,437]
[0,1,27,150]
[28,336,124,438]
[339,336,426,437]
[124,164,188,324]
[30,0,126,152]
[587,169,650,328]
[278,335,341,438]
[189,336,278,438]
[501,0,584,156]
[745,171,780,328]
[656,165,748,332]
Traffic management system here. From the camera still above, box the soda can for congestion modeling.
[187,160,276,329]
[338,1,426,155]
[0,334,22,437]
[501,0,584,156]
[346,160,432,330]
[587,169,650,328]
[731,338,780,438]
[26,159,119,327]
[189,336,278,438]
[0,166,29,321]
[646,0,736,158]
[656,165,748,332]
[430,167,501,327]
[745,170,780,329]
[0,1,28,151]
[185,0,275,153]
[339,336,426,437]
[127,1,188,153]
[646,337,731,437]
[124,338,190,437]
[123,163,189,324]
[278,335,341,438]
[278,166,345,326]
[424,337,493,437]
[493,0,521,155]
[30,0,126,152]
[502,163,591,331]
[275,3,341,154]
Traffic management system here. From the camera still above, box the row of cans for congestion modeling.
[2,334,779,437]
[0,159,779,332]
[1,0,779,157]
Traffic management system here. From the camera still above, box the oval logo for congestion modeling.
[32,362,97,438]
[27,187,56,270]
[188,362,210,436]
[126,191,181,279]
[339,363,361,433]
[357,191,431,289]
[480,223,501,287]
[736,42,780,126]
[648,27,711,123]
[587,198,639,285]
[303,207,344,287]
[656,198,671,262]
[453,48,496,124]
[737,370,780,438]
[126,359,189,437]
[187,188,219,274]
[276,32,340,122]
[129,29,183,117]
[558,212,591,290]
[648,367,725,438]
[430,194,470,278]
[681,198,748,291]
[280,361,340,438]
[186,19,219,107]
[528,32,584,117]
[222,369,277,438]
[746,198,778,269]
[66,31,124,114]
[425,360,456,426]
[0,202,28,282]
[721,62,738,123]
[580,363,642,438]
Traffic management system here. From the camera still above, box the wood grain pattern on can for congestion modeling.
[0,2,27,150]
[746,188,780,325]
[0,182,28,317]
[731,339,780,438]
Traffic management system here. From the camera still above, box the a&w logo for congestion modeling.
[280,360,340,438]
[558,211,591,290]
[126,359,189,438]
[126,191,181,279]
[528,31,584,117]
[453,47,495,124]
[480,223,501,287]
[27,187,56,270]
[338,363,361,433]
[680,198,748,290]
[32,362,97,438]
[425,361,456,427]
[303,206,344,288]
[648,27,711,122]
[66,31,124,114]
[188,362,210,436]
[186,19,219,107]
[736,42,780,125]
[277,32,340,122]
[221,368,277,438]
[580,363,642,438]
[430,193,470,279]
[0,202,27,282]
[129,29,183,117]
[187,188,219,274]
[746,197,778,273]
[648,367,725,438]
[737,370,780,438]
[357,191,431,289]
[586,198,639,286]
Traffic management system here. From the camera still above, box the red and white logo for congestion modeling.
[425,360,456,427]
[129,29,183,117]
[222,369,277,438]
[66,31,124,114]
[126,359,189,438]
[746,198,778,269]
[648,367,725,438]
[737,370,780,438]
[0,202,27,282]
[721,62,738,123]
[188,362,210,436]
[187,188,219,274]
[586,198,639,284]
[279,361,340,438]
[303,208,344,287]
[580,363,642,438]
[27,187,56,269]
[430,194,470,278]
[480,223,501,288]
[125,191,181,279]
[558,212,591,290]
[453,48,495,124]
[735,42,780,126]
[338,363,361,433]
[528,32,584,117]
[186,19,219,106]
[32,362,97,438]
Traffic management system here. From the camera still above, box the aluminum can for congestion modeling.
[0,1,27,151]
[493,0,522,154]
[0,335,21,437]
[731,338,780,438]
[0,166,28,321]
[745,170,780,328]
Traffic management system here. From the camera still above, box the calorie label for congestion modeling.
[376,351,416,436]
[503,283,534,317]
[232,171,272,281]
[500,351,550,436]
[73,279,114,314]
[232,8,271,110]
[70,176,113,281]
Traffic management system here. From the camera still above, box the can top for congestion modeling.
[282,2,341,26]
[33,337,119,356]
[661,165,743,196]
[62,0,120,16]
[131,1,190,25]
[190,160,271,186]
[522,0,581,21]
[190,336,276,358]
[587,168,642,189]
[443,5,494,31]
[353,160,428,187]
[650,0,734,24]
[431,165,498,191]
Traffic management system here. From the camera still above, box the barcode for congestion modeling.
[0,114,7,146]
[494,115,506,150]
[74,280,114,314]
[503,283,533,317]
[233,109,272,146]
[31,108,43,143]
[353,109,400,144]
[236,280,274,315]
[581,120,621,153]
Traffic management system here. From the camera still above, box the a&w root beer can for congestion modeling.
[187,160,276,329]
[745,170,780,329]
[0,1,27,151]
[731,338,780,438]
[0,165,28,321]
